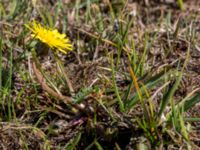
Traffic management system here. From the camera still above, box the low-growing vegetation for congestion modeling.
[0,0,200,149]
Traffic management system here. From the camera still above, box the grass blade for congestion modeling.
[158,72,182,118]
[110,54,125,112]
[65,133,82,150]
[94,140,104,150]
[127,70,174,108]
[0,38,2,97]
[183,93,200,112]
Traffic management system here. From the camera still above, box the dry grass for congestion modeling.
[0,0,200,149]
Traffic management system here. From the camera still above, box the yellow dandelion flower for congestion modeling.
[25,20,73,54]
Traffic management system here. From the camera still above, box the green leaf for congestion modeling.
[110,54,125,112]
[179,110,189,141]
[183,93,200,112]
[94,140,104,150]
[167,89,200,121]
[158,72,182,117]
[177,0,184,10]
[0,38,2,96]
[72,86,99,103]
[184,117,200,122]
[9,0,17,17]
[65,133,82,150]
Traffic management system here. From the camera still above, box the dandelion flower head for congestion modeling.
[25,20,73,54]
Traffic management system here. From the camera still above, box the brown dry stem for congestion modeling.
[31,61,85,113]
